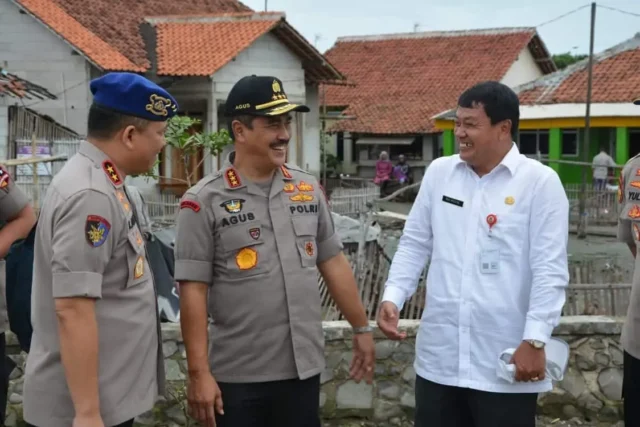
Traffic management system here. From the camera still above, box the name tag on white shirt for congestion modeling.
[481,240,500,274]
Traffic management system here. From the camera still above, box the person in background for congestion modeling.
[22,72,174,427]
[374,151,393,191]
[592,144,617,191]
[393,154,411,184]
[377,80,569,427]
[616,95,640,427]
[174,75,374,427]
[0,168,36,425]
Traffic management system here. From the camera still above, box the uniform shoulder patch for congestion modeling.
[180,199,201,212]
[102,160,123,186]
[85,215,111,247]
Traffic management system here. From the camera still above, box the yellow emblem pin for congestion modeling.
[134,256,144,279]
[236,248,258,270]
[505,196,515,205]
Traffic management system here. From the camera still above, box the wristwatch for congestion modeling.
[525,339,545,349]
[353,325,373,334]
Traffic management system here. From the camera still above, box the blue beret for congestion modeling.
[89,72,178,121]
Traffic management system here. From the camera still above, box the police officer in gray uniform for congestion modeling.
[0,166,36,424]
[174,75,375,427]
[23,72,178,427]
[618,95,640,426]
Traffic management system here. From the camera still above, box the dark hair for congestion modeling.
[87,104,150,140]
[458,81,520,140]
[227,115,255,141]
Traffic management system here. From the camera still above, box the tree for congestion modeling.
[136,115,233,187]
[552,52,588,70]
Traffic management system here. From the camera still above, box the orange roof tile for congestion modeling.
[0,70,57,100]
[16,0,144,71]
[14,0,252,71]
[154,14,281,76]
[322,28,555,135]
[514,34,640,105]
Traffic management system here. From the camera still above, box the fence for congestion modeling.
[327,177,381,216]
[565,183,618,225]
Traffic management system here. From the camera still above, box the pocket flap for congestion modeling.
[291,215,318,237]
[220,223,264,252]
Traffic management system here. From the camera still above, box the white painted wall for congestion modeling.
[0,0,92,135]
[303,83,320,177]
[501,46,545,88]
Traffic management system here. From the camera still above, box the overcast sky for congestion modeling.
[241,0,640,56]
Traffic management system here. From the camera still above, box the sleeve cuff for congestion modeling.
[174,260,213,285]
[52,272,102,299]
[316,233,343,264]
[381,285,407,312]
[522,319,554,343]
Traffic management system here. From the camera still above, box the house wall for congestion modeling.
[0,0,92,135]
[500,46,545,88]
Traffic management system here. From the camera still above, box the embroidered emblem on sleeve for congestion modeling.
[134,255,144,279]
[236,247,257,270]
[180,200,201,212]
[85,215,111,247]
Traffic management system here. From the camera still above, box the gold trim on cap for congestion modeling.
[256,99,289,110]
[265,103,301,116]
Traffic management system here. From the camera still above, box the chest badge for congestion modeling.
[629,205,640,219]
[221,199,244,214]
[249,227,261,240]
[305,241,315,257]
[619,175,624,203]
[134,255,144,279]
[236,248,258,270]
[504,196,515,205]
[283,183,295,193]
[290,193,314,202]
[297,181,314,192]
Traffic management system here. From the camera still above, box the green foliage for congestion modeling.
[552,52,588,70]
[135,115,233,186]
[320,131,341,177]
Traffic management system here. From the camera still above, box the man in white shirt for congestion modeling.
[592,146,617,191]
[377,81,570,427]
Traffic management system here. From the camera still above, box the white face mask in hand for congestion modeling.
[496,338,570,383]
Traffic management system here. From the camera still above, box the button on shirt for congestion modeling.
[382,144,569,393]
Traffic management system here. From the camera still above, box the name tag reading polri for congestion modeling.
[442,195,464,207]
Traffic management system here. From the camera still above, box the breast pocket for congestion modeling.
[291,215,319,268]
[125,226,149,289]
[219,223,268,279]
[490,212,529,258]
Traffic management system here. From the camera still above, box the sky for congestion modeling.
[241,0,640,56]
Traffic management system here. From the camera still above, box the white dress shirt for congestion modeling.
[382,143,569,393]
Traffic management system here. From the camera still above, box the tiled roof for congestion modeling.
[514,33,640,105]
[0,69,57,100]
[13,0,252,71]
[152,13,281,76]
[322,28,555,135]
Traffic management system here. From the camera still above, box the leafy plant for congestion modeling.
[135,115,233,186]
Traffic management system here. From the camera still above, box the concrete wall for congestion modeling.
[501,46,545,88]
[0,0,92,135]
[0,316,627,426]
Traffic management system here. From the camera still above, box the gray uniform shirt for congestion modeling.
[23,141,164,427]
[0,166,30,333]
[174,153,343,383]
[618,155,640,359]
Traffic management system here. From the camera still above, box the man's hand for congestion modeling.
[72,414,104,427]
[350,332,375,384]
[510,341,546,382]
[377,301,406,340]
[187,370,224,427]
